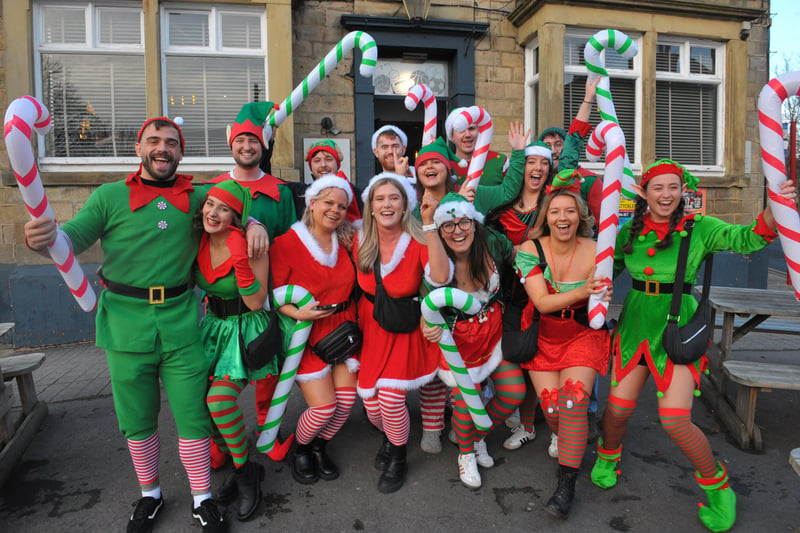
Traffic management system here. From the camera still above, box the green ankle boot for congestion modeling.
[590,438,621,489]
[696,462,736,532]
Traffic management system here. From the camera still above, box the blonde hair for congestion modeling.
[529,190,594,240]
[357,177,424,273]
[302,187,354,250]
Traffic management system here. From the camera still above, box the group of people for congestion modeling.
[23,77,796,533]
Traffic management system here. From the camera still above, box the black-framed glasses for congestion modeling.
[439,219,474,234]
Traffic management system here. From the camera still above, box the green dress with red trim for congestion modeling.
[453,150,509,187]
[613,212,777,393]
[196,232,281,381]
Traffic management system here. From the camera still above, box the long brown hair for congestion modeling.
[529,189,594,240]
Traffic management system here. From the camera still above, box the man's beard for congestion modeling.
[141,153,179,181]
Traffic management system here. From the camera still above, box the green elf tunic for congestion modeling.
[613,213,777,393]
[453,150,510,187]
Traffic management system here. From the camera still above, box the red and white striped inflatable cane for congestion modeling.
[404,83,437,147]
[451,106,493,190]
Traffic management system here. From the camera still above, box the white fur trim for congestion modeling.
[291,221,338,268]
[296,364,332,383]
[524,144,553,164]
[424,258,455,287]
[345,357,360,373]
[305,174,353,207]
[351,218,363,230]
[357,369,438,399]
[371,124,408,150]
[380,232,411,277]
[445,107,468,141]
[437,341,503,388]
[434,200,485,227]
[361,172,418,211]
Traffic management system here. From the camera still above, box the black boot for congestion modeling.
[213,467,238,502]
[374,435,392,471]
[311,437,340,481]
[234,460,265,521]
[377,443,407,493]
[544,464,579,519]
[291,442,319,485]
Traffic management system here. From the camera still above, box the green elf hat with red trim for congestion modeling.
[433,191,484,227]
[227,101,276,148]
[208,179,252,221]
[414,137,464,172]
[545,168,583,195]
[641,159,699,191]
[306,139,343,167]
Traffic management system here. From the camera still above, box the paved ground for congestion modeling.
[0,271,798,532]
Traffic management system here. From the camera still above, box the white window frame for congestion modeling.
[524,38,540,142]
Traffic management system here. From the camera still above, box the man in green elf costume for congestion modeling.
[24,117,232,532]
[444,107,509,188]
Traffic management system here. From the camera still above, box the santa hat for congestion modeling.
[138,117,185,153]
[444,107,468,141]
[414,137,464,171]
[306,140,343,167]
[304,174,353,207]
[524,141,553,165]
[208,179,251,220]
[361,172,418,210]
[434,192,484,227]
[371,125,408,150]
[545,168,583,195]
[227,101,275,148]
[641,159,699,191]
[538,126,567,142]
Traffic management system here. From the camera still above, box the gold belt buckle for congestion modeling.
[149,286,165,304]
[645,280,660,296]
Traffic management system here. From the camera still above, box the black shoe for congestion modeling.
[311,437,340,481]
[127,496,163,533]
[587,411,599,443]
[544,465,579,519]
[291,442,319,484]
[377,444,407,493]
[374,435,392,471]
[234,460,265,521]
[213,469,238,502]
[192,499,228,532]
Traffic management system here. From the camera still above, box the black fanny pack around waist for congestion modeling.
[206,295,247,319]
[631,279,693,296]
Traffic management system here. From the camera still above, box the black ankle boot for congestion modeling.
[311,437,340,481]
[292,442,319,485]
[544,464,579,519]
[377,443,407,493]
[234,460,265,521]
[213,467,238,502]
[374,435,392,471]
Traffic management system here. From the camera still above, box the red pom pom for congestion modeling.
[647,247,656,257]
[698,502,705,508]
[224,374,230,380]
[644,266,654,276]
[615,470,621,475]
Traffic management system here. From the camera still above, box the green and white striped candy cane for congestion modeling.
[584,29,638,199]
[422,287,492,432]
[264,31,377,142]
[256,284,315,454]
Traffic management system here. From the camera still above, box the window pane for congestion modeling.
[41,6,86,44]
[166,56,266,156]
[690,47,715,75]
[41,54,146,157]
[564,37,585,66]
[656,44,680,73]
[221,13,261,49]
[168,12,209,47]
[98,9,141,45]
[655,81,717,165]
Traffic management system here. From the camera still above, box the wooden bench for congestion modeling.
[792,448,800,478]
[722,361,800,451]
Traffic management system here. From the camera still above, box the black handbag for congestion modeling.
[311,320,362,365]
[661,220,714,365]
[371,255,422,333]
[238,272,282,371]
[501,238,544,364]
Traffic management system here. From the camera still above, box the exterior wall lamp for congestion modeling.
[402,0,432,21]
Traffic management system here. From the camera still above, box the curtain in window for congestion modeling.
[655,82,717,165]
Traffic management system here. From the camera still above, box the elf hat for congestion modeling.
[208,179,251,220]
[538,126,567,142]
[138,117,185,153]
[545,168,583,195]
[371,125,408,151]
[444,107,468,141]
[524,141,553,165]
[227,101,276,148]
[306,140,343,168]
[641,159,699,191]
[361,172,418,211]
[305,174,353,208]
[434,192,484,228]
[414,137,465,171]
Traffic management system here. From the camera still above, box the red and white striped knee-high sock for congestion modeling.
[128,431,160,488]
[318,387,357,440]
[419,378,448,432]
[296,401,337,445]
[378,389,410,446]
[178,437,211,495]
[363,396,383,432]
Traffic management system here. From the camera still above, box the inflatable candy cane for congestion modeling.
[422,287,492,431]
[584,29,638,199]
[451,106,493,190]
[404,83,437,147]
[758,71,800,299]
[257,285,315,454]
[264,31,377,143]
[4,96,97,312]
[585,121,626,328]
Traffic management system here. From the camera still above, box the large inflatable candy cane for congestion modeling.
[404,83,437,147]
[422,287,492,431]
[265,31,377,143]
[256,285,315,453]
[758,71,800,299]
[451,106,493,190]
[4,96,97,312]
[586,121,626,328]
[584,29,638,199]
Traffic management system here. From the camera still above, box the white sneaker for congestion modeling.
[458,453,482,489]
[548,433,559,458]
[420,429,442,454]
[474,438,495,468]
[448,427,458,445]
[503,425,536,450]
[505,409,521,429]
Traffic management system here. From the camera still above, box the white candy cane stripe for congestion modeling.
[4,96,97,312]
[404,83,437,147]
[451,106,493,190]
[422,287,492,432]
[758,71,800,300]
[265,31,377,142]
[256,285,315,453]
[586,121,626,328]
[584,29,638,199]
